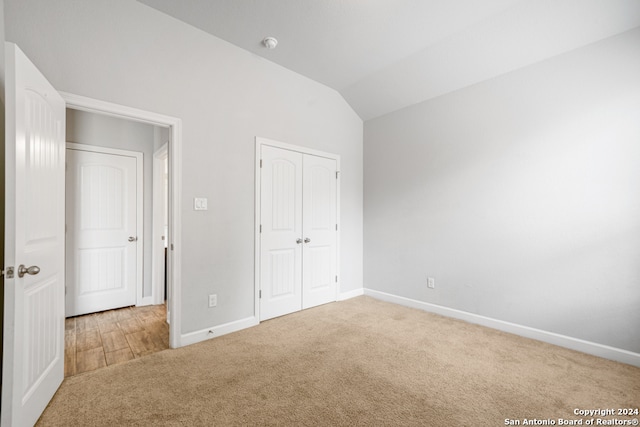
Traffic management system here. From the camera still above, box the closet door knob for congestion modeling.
[296,238,303,244]
[304,238,311,243]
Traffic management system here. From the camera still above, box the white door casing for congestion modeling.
[152,142,169,321]
[61,93,182,349]
[65,145,142,317]
[257,138,339,321]
[2,43,66,427]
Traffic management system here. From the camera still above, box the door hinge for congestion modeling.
[260,159,263,168]
[2,266,15,279]
[171,244,174,250]
[259,290,262,299]
[260,224,262,233]
[336,171,339,179]
[335,275,338,283]
[335,224,338,231]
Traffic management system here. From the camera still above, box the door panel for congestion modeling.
[307,245,332,290]
[259,146,303,320]
[269,249,297,297]
[66,149,138,316]
[77,248,125,292]
[2,43,66,427]
[302,155,337,309]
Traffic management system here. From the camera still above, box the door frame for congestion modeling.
[62,92,183,348]
[254,136,341,321]
[66,143,145,311]
[152,142,168,305]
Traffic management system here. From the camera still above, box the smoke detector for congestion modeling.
[262,37,278,49]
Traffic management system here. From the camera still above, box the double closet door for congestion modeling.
[260,144,338,321]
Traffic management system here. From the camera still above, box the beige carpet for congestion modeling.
[38,296,640,426]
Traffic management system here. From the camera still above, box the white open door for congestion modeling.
[1,43,66,427]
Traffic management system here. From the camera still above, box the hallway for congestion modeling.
[65,304,169,377]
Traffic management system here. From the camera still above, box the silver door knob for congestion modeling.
[18,265,40,278]
[296,238,303,244]
[304,238,311,243]
[128,236,138,242]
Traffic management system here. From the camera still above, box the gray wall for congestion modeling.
[364,28,640,353]
[5,0,363,335]
[66,109,157,300]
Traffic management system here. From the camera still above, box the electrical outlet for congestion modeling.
[427,277,435,289]
[208,294,217,307]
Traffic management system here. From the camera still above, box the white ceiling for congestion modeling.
[137,0,640,120]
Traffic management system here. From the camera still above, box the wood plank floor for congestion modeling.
[65,304,169,378]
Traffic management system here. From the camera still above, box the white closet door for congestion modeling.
[302,154,337,309]
[66,148,138,316]
[260,146,303,320]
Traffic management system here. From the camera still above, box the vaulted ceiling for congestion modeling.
[137,0,640,120]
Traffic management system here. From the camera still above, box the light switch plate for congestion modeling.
[194,197,208,211]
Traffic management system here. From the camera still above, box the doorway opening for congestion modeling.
[63,109,172,373]
[62,92,182,352]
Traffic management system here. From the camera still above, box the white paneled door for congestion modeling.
[66,147,140,317]
[259,146,304,320]
[302,154,338,309]
[259,144,338,321]
[2,43,66,427]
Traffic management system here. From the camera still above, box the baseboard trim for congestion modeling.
[364,289,640,368]
[180,316,259,347]
[338,287,364,301]
[137,297,154,307]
